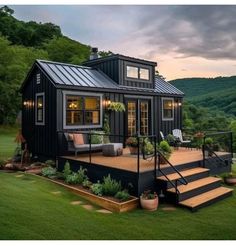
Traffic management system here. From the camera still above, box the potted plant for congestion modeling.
[140,190,159,211]
[204,137,214,157]
[126,137,139,154]
[157,140,172,164]
[224,172,236,186]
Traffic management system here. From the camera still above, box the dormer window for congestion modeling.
[127,66,138,79]
[140,68,149,80]
[36,73,41,84]
[126,65,150,81]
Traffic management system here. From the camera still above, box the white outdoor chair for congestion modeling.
[172,129,191,148]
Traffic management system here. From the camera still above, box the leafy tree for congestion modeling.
[44,36,90,65]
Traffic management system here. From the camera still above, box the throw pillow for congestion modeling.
[73,134,84,145]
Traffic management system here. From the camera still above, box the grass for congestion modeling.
[0,171,236,240]
[0,125,18,161]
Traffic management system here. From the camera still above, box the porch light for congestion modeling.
[23,101,27,106]
[105,99,111,108]
[178,102,182,106]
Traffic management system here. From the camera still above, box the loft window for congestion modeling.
[139,68,149,80]
[35,93,45,125]
[127,66,138,79]
[65,94,101,127]
[162,98,174,120]
[126,65,150,81]
[36,73,41,84]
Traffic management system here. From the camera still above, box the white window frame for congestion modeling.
[62,90,103,129]
[162,97,174,121]
[125,62,151,82]
[35,92,45,126]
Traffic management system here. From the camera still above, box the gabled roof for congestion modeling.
[154,76,184,96]
[36,60,119,89]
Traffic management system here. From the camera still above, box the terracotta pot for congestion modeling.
[140,196,159,211]
[224,177,236,186]
[129,146,138,155]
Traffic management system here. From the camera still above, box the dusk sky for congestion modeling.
[11,5,236,80]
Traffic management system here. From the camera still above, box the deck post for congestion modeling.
[230,131,233,159]
[89,131,91,164]
[202,136,206,168]
[154,135,157,177]
[137,135,140,174]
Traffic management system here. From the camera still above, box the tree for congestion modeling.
[0,6,14,15]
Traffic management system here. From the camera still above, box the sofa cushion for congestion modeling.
[73,133,84,145]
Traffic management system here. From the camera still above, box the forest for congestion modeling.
[0,6,235,151]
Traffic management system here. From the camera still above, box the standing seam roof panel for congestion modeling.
[69,67,91,87]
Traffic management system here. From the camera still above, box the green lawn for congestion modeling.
[0,171,236,240]
[0,125,18,161]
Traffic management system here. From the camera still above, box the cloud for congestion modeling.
[134,5,236,60]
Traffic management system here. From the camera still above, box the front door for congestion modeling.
[125,98,151,137]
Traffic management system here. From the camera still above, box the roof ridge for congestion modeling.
[36,59,93,70]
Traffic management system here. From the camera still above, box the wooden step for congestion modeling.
[157,167,209,182]
[167,177,221,194]
[179,187,233,211]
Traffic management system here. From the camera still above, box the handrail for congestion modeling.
[203,144,229,167]
[156,149,188,186]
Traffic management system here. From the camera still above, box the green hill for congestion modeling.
[170,76,236,116]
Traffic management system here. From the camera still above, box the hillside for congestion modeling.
[170,76,236,116]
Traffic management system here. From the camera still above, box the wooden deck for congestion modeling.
[63,148,208,173]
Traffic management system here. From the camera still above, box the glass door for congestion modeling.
[127,101,137,137]
[125,98,151,137]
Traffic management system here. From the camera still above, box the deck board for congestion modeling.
[62,148,229,173]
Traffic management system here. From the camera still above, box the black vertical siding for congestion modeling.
[22,66,57,159]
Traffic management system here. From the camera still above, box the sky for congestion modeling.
[10,5,236,80]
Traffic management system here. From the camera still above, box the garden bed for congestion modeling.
[35,174,139,212]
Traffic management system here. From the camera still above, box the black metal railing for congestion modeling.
[202,131,233,168]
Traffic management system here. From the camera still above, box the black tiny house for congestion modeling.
[20,52,184,161]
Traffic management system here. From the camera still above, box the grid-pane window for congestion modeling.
[127,66,138,79]
[35,93,44,125]
[162,98,174,120]
[139,68,149,80]
[127,101,136,136]
[140,102,149,135]
[66,95,100,126]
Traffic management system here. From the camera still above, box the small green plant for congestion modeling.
[166,134,176,146]
[90,131,104,144]
[157,140,172,160]
[115,190,130,201]
[143,139,154,155]
[41,166,57,178]
[82,179,92,189]
[102,174,121,196]
[91,181,103,196]
[76,166,88,184]
[205,137,213,145]
[65,172,79,184]
[62,161,71,179]
[141,190,158,200]
[126,137,138,147]
[107,102,125,112]
[45,159,56,167]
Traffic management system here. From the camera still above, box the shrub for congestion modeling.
[205,137,213,145]
[41,167,57,178]
[62,161,71,179]
[65,172,79,184]
[102,174,121,196]
[143,139,154,155]
[166,134,176,146]
[82,179,92,189]
[90,131,104,144]
[76,166,88,184]
[158,140,172,160]
[91,181,103,196]
[45,159,56,167]
[115,190,130,201]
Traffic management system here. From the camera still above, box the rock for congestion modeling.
[5,163,14,170]
[25,168,42,175]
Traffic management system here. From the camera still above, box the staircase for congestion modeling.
[156,165,233,212]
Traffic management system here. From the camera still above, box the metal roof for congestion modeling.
[154,76,184,96]
[36,60,119,89]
